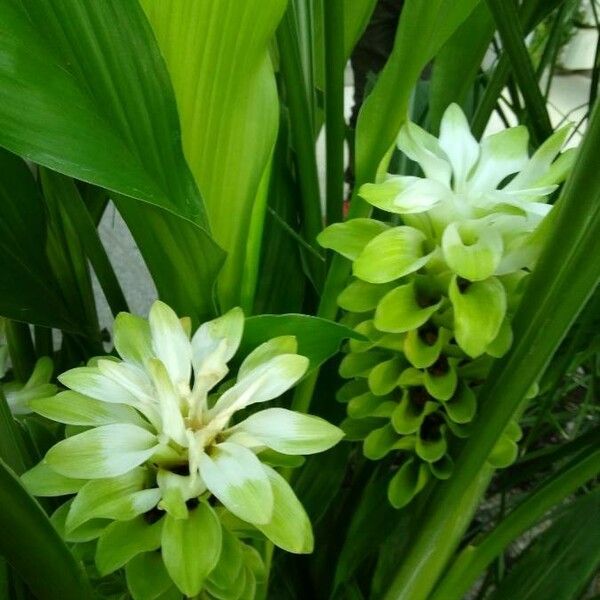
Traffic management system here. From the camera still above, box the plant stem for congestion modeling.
[430,446,600,600]
[5,321,35,381]
[276,7,325,288]
[485,0,553,145]
[323,0,345,226]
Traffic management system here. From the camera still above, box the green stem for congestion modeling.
[382,98,600,600]
[276,8,325,287]
[430,446,600,600]
[34,325,53,358]
[485,0,553,145]
[5,321,35,381]
[323,0,345,226]
[471,0,564,138]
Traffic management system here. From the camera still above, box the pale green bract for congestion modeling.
[22,301,343,598]
[319,104,573,509]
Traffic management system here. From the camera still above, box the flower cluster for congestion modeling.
[22,301,343,598]
[319,104,573,508]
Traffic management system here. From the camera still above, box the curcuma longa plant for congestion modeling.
[319,104,573,508]
[21,301,342,598]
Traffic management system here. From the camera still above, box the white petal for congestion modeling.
[255,465,313,553]
[147,359,187,446]
[96,360,160,427]
[208,354,309,422]
[46,423,159,479]
[59,366,141,406]
[192,307,244,375]
[66,468,160,531]
[113,312,153,368]
[29,390,149,428]
[507,125,570,190]
[229,408,343,455]
[391,177,449,214]
[149,301,191,386]
[439,103,480,191]
[238,336,298,380]
[467,126,529,195]
[198,442,273,525]
[397,121,452,185]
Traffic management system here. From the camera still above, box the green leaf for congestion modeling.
[491,493,600,600]
[0,459,91,599]
[0,0,206,226]
[161,501,222,597]
[428,4,495,132]
[0,149,74,330]
[141,0,286,310]
[255,465,313,554]
[96,516,163,576]
[0,0,225,323]
[485,0,553,145]
[240,314,362,372]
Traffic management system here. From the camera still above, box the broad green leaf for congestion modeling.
[428,4,495,132]
[141,0,286,310]
[491,491,600,600]
[0,0,224,323]
[255,465,313,554]
[96,516,163,576]
[231,408,343,455]
[46,424,158,479]
[0,0,206,225]
[240,314,362,372]
[0,149,74,330]
[0,459,91,599]
[161,501,222,597]
[198,442,273,525]
[114,199,225,324]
